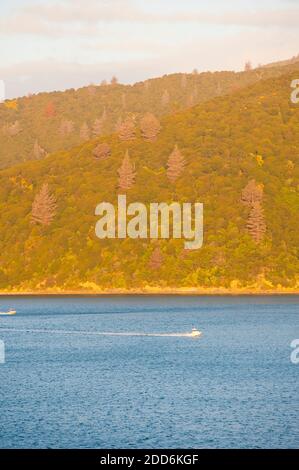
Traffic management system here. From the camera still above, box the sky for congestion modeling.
[0,0,299,98]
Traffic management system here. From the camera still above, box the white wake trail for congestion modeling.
[0,327,198,338]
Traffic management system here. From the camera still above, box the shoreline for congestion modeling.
[0,288,298,296]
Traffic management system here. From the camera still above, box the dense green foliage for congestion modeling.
[1,60,299,169]
[0,68,298,291]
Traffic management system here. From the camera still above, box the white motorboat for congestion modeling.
[0,309,16,316]
[190,327,202,338]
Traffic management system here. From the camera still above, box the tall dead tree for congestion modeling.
[31,183,57,226]
[118,150,136,191]
[140,113,161,142]
[166,145,185,183]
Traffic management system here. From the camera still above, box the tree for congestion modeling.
[181,74,187,89]
[140,113,161,142]
[80,122,90,141]
[247,202,266,243]
[45,102,56,118]
[6,121,21,136]
[31,183,57,226]
[101,107,107,122]
[241,180,263,206]
[149,247,163,270]
[244,61,252,72]
[166,145,185,183]
[118,150,136,191]
[87,84,96,95]
[33,140,47,159]
[111,76,118,85]
[161,89,170,107]
[118,118,136,141]
[59,120,74,136]
[115,116,122,132]
[93,143,111,160]
[121,93,126,109]
[92,118,102,136]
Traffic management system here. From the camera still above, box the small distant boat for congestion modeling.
[0,309,16,316]
[190,327,202,338]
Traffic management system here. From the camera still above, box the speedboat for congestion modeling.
[191,327,202,338]
[0,309,16,316]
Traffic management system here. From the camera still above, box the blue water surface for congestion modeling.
[0,295,298,449]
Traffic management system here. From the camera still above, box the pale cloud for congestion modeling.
[1,0,299,38]
[1,0,299,98]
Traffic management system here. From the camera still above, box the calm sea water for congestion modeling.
[0,295,298,449]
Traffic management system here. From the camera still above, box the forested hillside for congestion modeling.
[0,66,298,293]
[1,60,299,169]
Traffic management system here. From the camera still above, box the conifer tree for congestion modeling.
[45,102,56,118]
[31,183,57,226]
[241,180,263,206]
[101,107,107,122]
[140,113,161,142]
[59,120,74,136]
[166,145,185,183]
[149,247,163,270]
[80,122,90,141]
[181,74,187,89]
[118,118,136,141]
[92,118,102,136]
[111,76,118,85]
[247,202,266,243]
[115,116,122,132]
[161,89,170,107]
[87,84,96,95]
[33,140,47,159]
[93,143,111,160]
[7,121,21,136]
[118,150,136,191]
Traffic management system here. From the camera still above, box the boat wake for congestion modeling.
[0,327,201,338]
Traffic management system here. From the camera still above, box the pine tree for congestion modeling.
[33,140,47,159]
[87,84,96,95]
[181,74,187,89]
[121,93,126,109]
[45,102,56,118]
[92,118,102,136]
[140,113,161,142]
[149,247,163,270]
[166,145,185,183]
[111,76,118,85]
[245,61,252,72]
[7,121,21,136]
[118,118,136,141]
[115,116,122,132]
[93,143,111,160]
[241,180,263,207]
[161,89,170,107]
[31,183,57,226]
[80,122,90,141]
[247,202,266,243]
[101,107,107,122]
[59,120,74,136]
[118,150,136,191]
